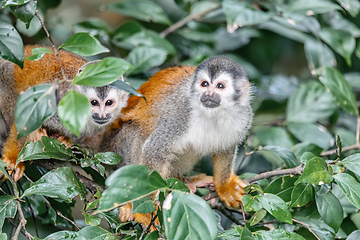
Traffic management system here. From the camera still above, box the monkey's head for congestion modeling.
[191,56,252,113]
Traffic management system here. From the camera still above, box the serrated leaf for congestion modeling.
[295,157,333,185]
[242,195,262,212]
[0,20,24,68]
[15,84,56,138]
[165,178,190,192]
[21,167,87,201]
[254,229,306,240]
[127,46,167,75]
[249,209,266,226]
[320,67,358,116]
[333,173,360,208]
[10,0,36,26]
[72,57,132,87]
[341,153,360,176]
[304,39,337,75]
[257,193,293,224]
[287,0,341,14]
[131,197,156,214]
[290,183,314,208]
[286,81,336,123]
[223,1,270,31]
[110,80,143,97]
[59,32,109,56]
[163,191,218,240]
[288,122,333,150]
[259,146,299,168]
[315,190,343,232]
[265,175,299,202]
[25,47,53,61]
[58,90,91,137]
[318,28,355,66]
[97,165,168,212]
[0,195,17,230]
[336,0,360,17]
[106,0,171,25]
[94,152,121,165]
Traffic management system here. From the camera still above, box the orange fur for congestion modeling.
[1,45,86,181]
[120,203,159,231]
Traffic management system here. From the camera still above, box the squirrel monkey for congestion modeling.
[100,56,253,226]
[0,45,129,181]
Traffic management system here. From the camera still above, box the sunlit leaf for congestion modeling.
[0,196,17,230]
[290,183,314,208]
[59,32,109,56]
[258,193,292,224]
[295,157,333,185]
[25,47,53,61]
[0,20,24,68]
[163,191,218,240]
[127,46,167,75]
[94,152,122,165]
[83,211,101,226]
[15,84,56,139]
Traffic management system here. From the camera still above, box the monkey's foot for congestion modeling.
[119,203,159,231]
[183,174,214,193]
[215,173,247,208]
[1,158,25,182]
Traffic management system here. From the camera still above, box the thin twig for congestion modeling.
[210,203,244,226]
[18,183,39,238]
[292,218,321,240]
[139,214,158,240]
[12,200,33,240]
[240,202,246,224]
[56,210,80,230]
[35,11,66,81]
[320,144,360,157]
[160,4,220,38]
[244,166,304,184]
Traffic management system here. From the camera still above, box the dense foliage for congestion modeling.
[1,0,360,239]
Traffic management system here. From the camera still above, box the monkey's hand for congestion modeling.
[215,173,247,208]
[119,203,159,231]
[183,174,214,193]
[1,160,25,182]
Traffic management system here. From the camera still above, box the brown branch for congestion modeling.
[12,200,33,240]
[56,210,80,230]
[244,166,304,184]
[320,144,360,157]
[292,218,321,240]
[75,171,105,193]
[210,203,244,226]
[139,214,158,240]
[35,12,66,81]
[160,4,220,38]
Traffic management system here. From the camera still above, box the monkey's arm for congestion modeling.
[212,146,247,208]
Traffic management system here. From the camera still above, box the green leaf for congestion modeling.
[25,47,53,61]
[341,153,360,176]
[58,90,91,137]
[315,190,343,232]
[106,0,171,25]
[244,184,264,194]
[318,28,355,66]
[259,20,310,43]
[286,81,336,123]
[17,136,73,164]
[72,57,132,87]
[97,165,168,212]
[336,0,360,17]
[347,230,360,240]
[287,0,341,14]
[320,67,359,116]
[165,178,190,192]
[223,1,270,31]
[288,122,333,150]
[304,39,337,75]
[121,30,176,55]
[83,212,101,226]
[295,157,333,185]
[254,229,306,240]
[259,146,300,168]
[131,197,156,214]
[242,195,262,212]
[59,32,109,56]
[127,46,167,75]
[333,173,360,208]
[144,231,160,240]
[72,18,110,36]
[249,209,266,226]
[15,84,56,138]
[44,231,83,240]
[94,152,121,165]
[0,195,17,230]
[3,0,30,7]
[9,0,36,26]
[0,233,7,240]
[163,190,218,240]
[21,167,87,201]
[254,127,295,149]
[110,80,143,97]
[257,193,293,224]
[290,183,314,208]
[299,152,318,165]
[265,175,299,202]
[0,20,24,68]
[292,143,323,160]
[111,20,143,43]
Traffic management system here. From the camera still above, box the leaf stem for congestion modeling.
[292,218,321,240]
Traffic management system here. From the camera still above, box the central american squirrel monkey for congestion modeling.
[0,45,129,181]
[100,56,253,225]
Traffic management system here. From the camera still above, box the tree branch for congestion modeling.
[12,200,33,240]
[160,5,220,38]
[244,166,304,184]
[292,218,320,240]
[320,144,360,157]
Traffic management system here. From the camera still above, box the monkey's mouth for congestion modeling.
[201,100,220,108]
[200,94,221,108]
[93,119,110,125]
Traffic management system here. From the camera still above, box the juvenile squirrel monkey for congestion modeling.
[100,56,253,225]
[0,45,129,181]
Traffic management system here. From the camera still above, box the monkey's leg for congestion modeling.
[119,202,160,231]
[212,148,247,208]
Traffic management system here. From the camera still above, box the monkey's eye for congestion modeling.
[200,81,209,87]
[216,83,225,89]
[91,100,99,106]
[105,100,114,106]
